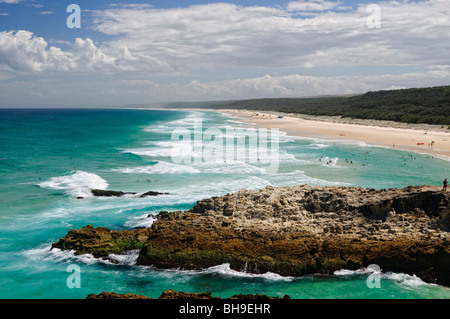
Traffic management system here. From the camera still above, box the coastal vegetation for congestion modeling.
[165,85,450,125]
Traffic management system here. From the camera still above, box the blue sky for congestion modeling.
[1,0,378,44]
[0,0,449,107]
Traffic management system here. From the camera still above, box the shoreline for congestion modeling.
[124,106,450,159]
[215,108,450,160]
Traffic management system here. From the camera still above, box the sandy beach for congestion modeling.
[217,109,450,159]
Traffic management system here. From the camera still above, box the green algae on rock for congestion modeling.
[51,224,150,258]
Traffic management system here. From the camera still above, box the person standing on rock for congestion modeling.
[443,178,448,192]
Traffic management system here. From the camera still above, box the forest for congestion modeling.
[166,85,450,125]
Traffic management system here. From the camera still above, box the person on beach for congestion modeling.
[443,178,448,192]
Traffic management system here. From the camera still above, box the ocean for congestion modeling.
[0,108,449,299]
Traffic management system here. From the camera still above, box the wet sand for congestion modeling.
[219,109,450,159]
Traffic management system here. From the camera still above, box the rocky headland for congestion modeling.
[52,185,450,286]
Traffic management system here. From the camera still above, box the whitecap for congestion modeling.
[199,175,272,195]
[158,263,295,282]
[22,244,98,265]
[23,244,140,267]
[100,250,140,266]
[383,272,427,288]
[226,119,245,125]
[37,170,108,198]
[314,143,330,149]
[200,263,295,281]
[163,111,207,129]
[111,161,200,174]
[333,268,375,276]
[269,130,297,143]
[124,214,156,229]
[333,267,429,288]
[194,161,266,175]
[168,175,272,202]
[268,170,351,187]
[143,125,172,134]
[143,111,207,132]
[121,145,191,158]
[277,152,309,163]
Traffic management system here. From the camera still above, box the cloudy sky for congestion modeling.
[0,0,449,107]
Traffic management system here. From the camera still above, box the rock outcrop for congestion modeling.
[51,224,150,258]
[86,291,153,299]
[86,290,290,299]
[54,185,450,286]
[90,189,169,198]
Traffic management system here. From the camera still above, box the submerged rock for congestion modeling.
[90,189,169,198]
[55,185,450,286]
[91,189,126,197]
[141,191,170,197]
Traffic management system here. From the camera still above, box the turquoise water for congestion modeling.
[0,108,449,299]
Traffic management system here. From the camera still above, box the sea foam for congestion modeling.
[157,263,295,282]
[24,243,141,267]
[200,263,295,282]
[37,170,108,198]
[268,170,351,187]
[334,268,428,289]
[112,161,200,174]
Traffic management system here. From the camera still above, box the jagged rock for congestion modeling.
[86,291,152,299]
[157,290,219,299]
[439,206,450,231]
[228,293,291,299]
[56,185,450,286]
[86,290,290,299]
[137,185,450,285]
[91,189,126,197]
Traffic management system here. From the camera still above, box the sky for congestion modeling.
[0,0,449,107]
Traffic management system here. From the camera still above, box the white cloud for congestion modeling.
[166,70,450,101]
[1,69,449,108]
[1,1,450,107]
[287,0,343,12]
[0,30,172,74]
[0,31,93,72]
[91,1,450,71]
[3,1,450,75]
